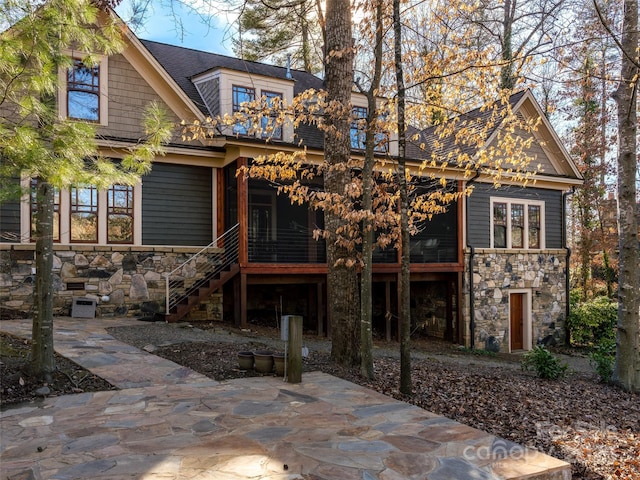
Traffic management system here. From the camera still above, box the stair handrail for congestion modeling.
[165,223,240,315]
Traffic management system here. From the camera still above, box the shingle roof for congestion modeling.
[140,40,325,148]
[413,90,528,162]
[139,40,538,166]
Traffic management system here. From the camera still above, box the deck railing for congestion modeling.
[248,226,326,263]
[165,224,239,314]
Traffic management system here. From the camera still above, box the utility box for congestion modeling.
[71,297,97,318]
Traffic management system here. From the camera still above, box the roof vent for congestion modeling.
[286,54,292,79]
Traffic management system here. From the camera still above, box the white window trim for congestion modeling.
[22,181,141,245]
[58,52,109,126]
[490,196,545,249]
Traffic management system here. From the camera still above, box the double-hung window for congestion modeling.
[261,91,283,140]
[67,59,100,122]
[107,185,134,244]
[491,198,544,249]
[70,185,98,242]
[232,85,255,135]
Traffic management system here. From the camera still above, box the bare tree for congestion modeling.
[599,0,640,392]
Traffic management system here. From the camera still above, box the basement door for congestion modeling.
[510,292,525,351]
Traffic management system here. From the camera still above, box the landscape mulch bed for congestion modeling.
[1,328,638,480]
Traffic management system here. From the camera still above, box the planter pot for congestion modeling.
[237,351,254,370]
[254,350,273,373]
[273,353,285,376]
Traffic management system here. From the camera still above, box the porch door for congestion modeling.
[510,293,524,350]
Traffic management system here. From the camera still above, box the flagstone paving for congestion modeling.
[0,318,571,479]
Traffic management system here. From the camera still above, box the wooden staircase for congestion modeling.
[165,224,239,323]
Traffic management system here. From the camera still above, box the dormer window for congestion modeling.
[232,85,255,135]
[351,106,367,150]
[350,106,388,152]
[67,59,100,121]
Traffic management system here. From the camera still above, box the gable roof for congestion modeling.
[140,40,324,115]
[407,90,581,181]
[133,36,580,183]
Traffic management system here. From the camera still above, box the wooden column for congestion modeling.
[385,279,392,341]
[233,275,241,327]
[237,158,249,329]
[457,271,464,345]
[396,272,402,341]
[317,281,324,336]
[240,273,247,329]
[457,180,464,262]
[287,315,303,383]
[216,167,225,237]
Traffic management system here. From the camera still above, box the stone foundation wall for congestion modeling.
[0,244,223,321]
[462,248,568,352]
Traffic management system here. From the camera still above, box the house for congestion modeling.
[0,8,583,352]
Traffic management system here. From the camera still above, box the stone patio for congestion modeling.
[0,318,571,479]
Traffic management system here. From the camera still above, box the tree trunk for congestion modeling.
[359,0,383,380]
[31,180,55,381]
[325,0,359,367]
[500,0,515,90]
[612,0,639,392]
[394,0,412,396]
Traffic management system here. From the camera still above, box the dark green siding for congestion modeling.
[467,184,564,248]
[142,163,212,245]
[0,176,21,243]
[0,201,20,243]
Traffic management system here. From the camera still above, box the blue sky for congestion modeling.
[115,1,235,55]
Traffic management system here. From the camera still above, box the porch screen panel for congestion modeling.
[142,163,212,245]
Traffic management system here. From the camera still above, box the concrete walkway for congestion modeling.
[0,318,570,480]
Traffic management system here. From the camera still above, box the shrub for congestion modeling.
[589,338,616,383]
[567,296,617,346]
[521,346,568,379]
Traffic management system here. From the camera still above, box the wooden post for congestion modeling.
[385,279,392,341]
[240,273,247,329]
[287,315,303,383]
[317,281,324,336]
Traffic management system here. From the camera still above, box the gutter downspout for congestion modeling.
[562,187,575,345]
[465,171,481,349]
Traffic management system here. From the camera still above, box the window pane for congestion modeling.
[494,225,507,248]
[108,215,133,243]
[71,213,98,242]
[511,204,524,248]
[68,91,99,121]
[528,205,540,248]
[493,202,507,224]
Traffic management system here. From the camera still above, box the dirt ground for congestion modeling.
[1,321,638,480]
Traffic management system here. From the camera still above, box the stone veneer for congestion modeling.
[0,244,223,321]
[462,248,568,352]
